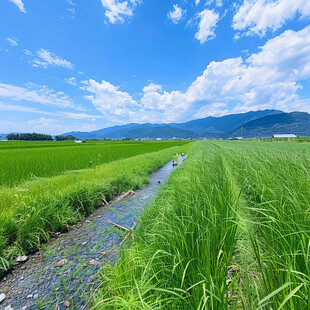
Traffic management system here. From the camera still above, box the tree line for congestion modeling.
[6,133,77,141]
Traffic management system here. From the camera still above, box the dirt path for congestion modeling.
[0,156,186,310]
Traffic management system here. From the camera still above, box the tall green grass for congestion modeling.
[93,140,310,309]
[215,141,310,309]
[0,144,190,272]
[0,140,189,187]
[92,142,240,309]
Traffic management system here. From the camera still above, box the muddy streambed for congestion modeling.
[0,156,186,310]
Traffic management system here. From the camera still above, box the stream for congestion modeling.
[0,156,186,310]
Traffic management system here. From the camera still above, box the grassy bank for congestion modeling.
[92,142,240,309]
[0,143,190,272]
[0,140,190,187]
[92,140,310,309]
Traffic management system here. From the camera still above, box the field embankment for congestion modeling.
[92,141,310,309]
[0,142,190,272]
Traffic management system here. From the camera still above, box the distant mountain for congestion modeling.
[122,125,198,139]
[64,123,139,139]
[62,110,310,140]
[201,112,310,139]
[65,124,197,139]
[170,109,282,134]
[224,112,310,138]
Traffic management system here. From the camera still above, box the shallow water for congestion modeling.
[0,156,186,310]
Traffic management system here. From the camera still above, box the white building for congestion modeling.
[273,134,297,139]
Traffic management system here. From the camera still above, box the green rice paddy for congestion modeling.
[92,140,310,309]
[0,140,190,271]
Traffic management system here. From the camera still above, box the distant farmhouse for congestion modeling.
[228,137,243,140]
[273,134,297,139]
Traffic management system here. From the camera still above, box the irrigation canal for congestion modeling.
[0,156,186,310]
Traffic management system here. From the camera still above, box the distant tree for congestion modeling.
[122,137,133,140]
[55,135,67,141]
[55,135,77,141]
[6,133,52,141]
[66,135,77,141]
[6,133,19,140]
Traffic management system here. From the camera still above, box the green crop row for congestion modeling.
[91,141,240,309]
[0,140,190,187]
[92,140,310,309]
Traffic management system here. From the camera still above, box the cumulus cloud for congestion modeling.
[233,0,310,36]
[0,82,76,108]
[100,0,142,24]
[32,48,73,69]
[6,37,18,46]
[143,83,162,93]
[83,26,310,124]
[84,79,139,123]
[195,9,219,43]
[9,0,26,13]
[168,5,186,24]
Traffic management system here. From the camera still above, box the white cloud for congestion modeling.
[65,77,77,86]
[9,0,26,13]
[6,37,18,46]
[205,0,223,7]
[32,48,73,69]
[67,7,75,17]
[0,102,57,115]
[143,83,162,93]
[0,82,76,108]
[0,119,99,135]
[60,112,104,119]
[83,26,310,124]
[84,79,139,123]
[168,5,186,24]
[195,9,219,43]
[27,117,57,128]
[100,0,142,24]
[233,0,310,36]
[24,49,33,56]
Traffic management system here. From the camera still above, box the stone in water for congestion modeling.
[16,256,28,263]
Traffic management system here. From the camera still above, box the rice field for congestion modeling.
[0,141,191,271]
[0,140,190,187]
[92,140,310,309]
[1,139,309,308]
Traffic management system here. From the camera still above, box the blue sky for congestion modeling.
[0,0,310,134]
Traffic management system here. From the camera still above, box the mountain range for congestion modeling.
[63,109,310,139]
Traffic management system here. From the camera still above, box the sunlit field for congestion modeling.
[0,140,190,187]
[0,141,191,271]
[92,141,310,309]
